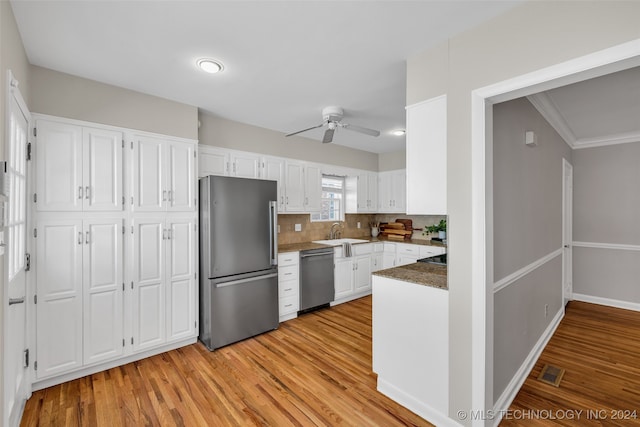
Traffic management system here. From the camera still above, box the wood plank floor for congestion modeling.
[21,296,432,427]
[502,301,640,426]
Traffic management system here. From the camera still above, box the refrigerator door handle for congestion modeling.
[269,200,278,266]
[216,273,278,288]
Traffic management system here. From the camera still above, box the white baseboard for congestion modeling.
[32,337,197,391]
[331,290,372,306]
[377,378,462,427]
[492,308,564,427]
[572,293,640,312]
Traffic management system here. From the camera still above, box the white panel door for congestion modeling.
[36,220,83,378]
[563,159,573,305]
[303,164,322,211]
[83,219,124,365]
[198,146,229,177]
[132,136,165,212]
[168,142,195,211]
[367,173,378,212]
[263,157,285,211]
[36,120,83,211]
[231,153,261,178]
[166,217,196,341]
[391,170,406,212]
[334,258,354,300]
[284,162,304,212]
[132,218,166,351]
[354,255,372,292]
[83,127,123,211]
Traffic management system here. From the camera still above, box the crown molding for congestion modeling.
[526,93,576,148]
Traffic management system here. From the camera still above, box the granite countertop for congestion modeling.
[278,236,446,253]
[372,262,448,290]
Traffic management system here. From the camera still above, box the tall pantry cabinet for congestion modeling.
[32,115,198,386]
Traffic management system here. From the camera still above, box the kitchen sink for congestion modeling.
[312,238,370,246]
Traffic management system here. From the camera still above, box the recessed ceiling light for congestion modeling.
[392,129,406,136]
[197,58,224,74]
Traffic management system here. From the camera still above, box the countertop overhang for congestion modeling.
[372,262,447,290]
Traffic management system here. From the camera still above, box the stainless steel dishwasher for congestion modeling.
[299,247,335,312]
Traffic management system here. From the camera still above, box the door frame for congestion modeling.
[3,69,32,427]
[562,158,573,306]
[470,40,640,424]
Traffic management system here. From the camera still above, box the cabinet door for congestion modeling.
[354,255,372,292]
[166,217,196,342]
[334,258,353,300]
[382,253,396,269]
[284,162,304,212]
[377,173,391,212]
[132,218,166,351]
[132,136,165,212]
[304,164,322,211]
[263,157,285,212]
[367,174,378,212]
[371,253,384,273]
[396,255,419,267]
[231,153,261,178]
[356,174,369,211]
[36,120,83,211]
[83,219,124,365]
[198,146,229,177]
[36,220,83,378]
[391,170,406,213]
[168,142,196,211]
[83,127,123,211]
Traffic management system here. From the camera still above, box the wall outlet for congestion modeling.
[357,222,361,229]
[544,304,548,317]
[294,224,302,232]
[278,225,281,233]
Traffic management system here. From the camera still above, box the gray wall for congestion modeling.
[0,1,31,422]
[378,150,406,171]
[30,66,198,140]
[407,1,640,420]
[198,112,379,171]
[492,97,570,401]
[572,142,640,303]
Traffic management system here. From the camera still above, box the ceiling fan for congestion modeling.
[285,106,380,143]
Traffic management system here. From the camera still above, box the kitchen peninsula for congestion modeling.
[372,260,451,426]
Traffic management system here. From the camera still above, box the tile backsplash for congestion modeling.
[277,213,446,244]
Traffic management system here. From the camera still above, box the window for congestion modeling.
[311,175,344,222]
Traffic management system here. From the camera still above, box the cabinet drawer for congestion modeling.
[278,265,299,281]
[420,246,446,258]
[353,243,371,256]
[279,295,299,315]
[278,280,298,298]
[397,243,420,256]
[278,252,299,266]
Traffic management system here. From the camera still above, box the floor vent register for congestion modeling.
[537,364,565,387]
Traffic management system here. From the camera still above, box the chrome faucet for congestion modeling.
[329,222,341,240]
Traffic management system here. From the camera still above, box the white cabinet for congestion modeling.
[277,252,300,321]
[36,120,123,212]
[198,146,229,177]
[396,243,421,266]
[284,161,321,213]
[263,157,285,212]
[371,243,384,272]
[382,243,397,269]
[36,218,124,378]
[132,136,196,212]
[378,170,406,213]
[334,243,373,303]
[231,152,261,179]
[406,95,447,215]
[346,173,378,213]
[132,216,197,351]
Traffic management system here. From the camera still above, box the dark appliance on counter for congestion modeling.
[417,253,447,266]
[199,175,279,351]
[299,247,335,313]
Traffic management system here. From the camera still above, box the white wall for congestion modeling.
[406,1,640,422]
[378,150,406,171]
[30,66,198,140]
[572,142,640,304]
[198,112,379,171]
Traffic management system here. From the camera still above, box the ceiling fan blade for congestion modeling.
[322,128,335,143]
[341,123,380,137]
[285,122,324,137]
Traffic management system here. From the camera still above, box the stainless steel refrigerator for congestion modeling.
[199,175,279,350]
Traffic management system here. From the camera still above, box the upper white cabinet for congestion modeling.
[231,152,261,179]
[406,95,447,215]
[346,173,378,213]
[263,156,285,212]
[378,170,406,213]
[303,164,322,212]
[198,146,229,177]
[132,135,196,212]
[36,120,123,212]
[284,160,321,213]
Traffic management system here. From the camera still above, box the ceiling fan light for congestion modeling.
[197,58,224,74]
[392,129,406,136]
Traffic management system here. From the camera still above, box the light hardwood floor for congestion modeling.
[502,301,640,426]
[20,296,432,426]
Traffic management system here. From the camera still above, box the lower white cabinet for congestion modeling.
[278,252,300,321]
[132,215,197,351]
[36,217,124,379]
[334,244,373,303]
[371,243,384,272]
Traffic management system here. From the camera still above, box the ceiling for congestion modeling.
[10,0,523,154]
